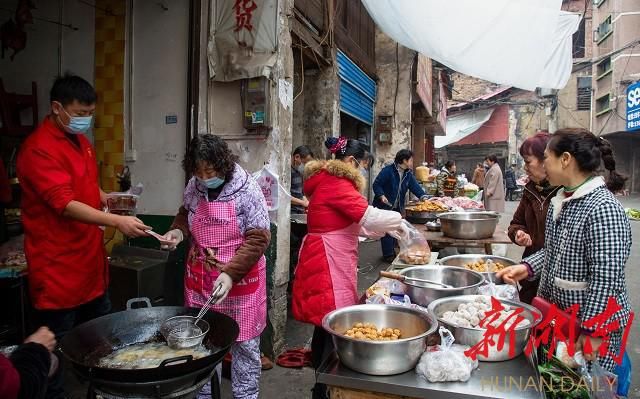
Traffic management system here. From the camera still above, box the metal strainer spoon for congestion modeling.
[167,284,222,340]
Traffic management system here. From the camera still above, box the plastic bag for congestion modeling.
[252,166,292,211]
[478,282,520,302]
[416,327,478,383]
[614,351,631,397]
[365,278,405,299]
[575,354,617,399]
[389,220,431,265]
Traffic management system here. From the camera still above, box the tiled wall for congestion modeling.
[94,0,126,193]
[94,0,126,250]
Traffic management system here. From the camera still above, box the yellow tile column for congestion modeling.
[94,0,126,250]
[94,0,125,193]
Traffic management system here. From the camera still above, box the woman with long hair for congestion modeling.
[498,128,632,376]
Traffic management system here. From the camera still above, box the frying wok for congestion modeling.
[59,298,239,386]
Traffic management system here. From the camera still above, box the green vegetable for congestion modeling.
[626,208,640,220]
[537,349,590,399]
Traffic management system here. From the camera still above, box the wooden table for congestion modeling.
[412,224,512,255]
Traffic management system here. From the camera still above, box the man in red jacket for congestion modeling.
[17,74,150,339]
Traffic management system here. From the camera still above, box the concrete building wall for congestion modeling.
[556,70,593,131]
[606,133,639,193]
[125,0,190,214]
[449,73,501,105]
[292,55,340,159]
[373,28,414,174]
[204,0,294,357]
[590,0,640,192]
[592,0,640,135]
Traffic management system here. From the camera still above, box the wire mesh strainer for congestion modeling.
[160,316,210,349]
[160,284,222,349]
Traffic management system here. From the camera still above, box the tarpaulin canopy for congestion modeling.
[361,0,581,91]
[435,108,494,149]
[450,105,509,146]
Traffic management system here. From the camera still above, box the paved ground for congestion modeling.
[244,196,640,399]
[64,196,640,398]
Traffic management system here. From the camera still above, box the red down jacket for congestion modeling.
[291,160,369,327]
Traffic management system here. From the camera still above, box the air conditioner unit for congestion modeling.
[536,88,558,97]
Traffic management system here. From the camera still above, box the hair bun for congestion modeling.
[324,137,339,151]
[324,136,348,154]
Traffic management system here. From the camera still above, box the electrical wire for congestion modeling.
[293,48,305,103]
[393,43,399,129]
[290,2,338,102]
[556,98,590,129]
[596,43,636,135]
[574,39,640,72]
[76,0,117,16]
[0,7,78,30]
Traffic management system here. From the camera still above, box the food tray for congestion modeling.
[106,193,139,216]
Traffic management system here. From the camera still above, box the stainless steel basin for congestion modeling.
[438,211,500,239]
[398,265,485,307]
[438,254,518,285]
[428,295,542,361]
[322,304,437,375]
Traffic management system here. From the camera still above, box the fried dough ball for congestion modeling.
[342,323,403,341]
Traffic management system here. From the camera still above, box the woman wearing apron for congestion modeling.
[292,137,403,399]
[162,134,270,399]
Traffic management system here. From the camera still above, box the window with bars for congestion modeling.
[577,77,592,111]
[595,15,612,44]
[596,57,612,79]
[595,93,611,116]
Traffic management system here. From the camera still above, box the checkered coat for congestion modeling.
[525,177,632,371]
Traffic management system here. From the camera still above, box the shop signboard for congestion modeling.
[626,81,640,131]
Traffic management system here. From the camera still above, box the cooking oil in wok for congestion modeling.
[99,342,211,369]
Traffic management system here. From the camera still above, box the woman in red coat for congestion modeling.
[292,137,402,399]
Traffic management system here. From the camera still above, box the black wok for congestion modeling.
[59,298,239,385]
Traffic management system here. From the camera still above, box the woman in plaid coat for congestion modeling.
[498,129,631,374]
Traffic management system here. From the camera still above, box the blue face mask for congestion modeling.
[59,105,93,134]
[200,176,225,189]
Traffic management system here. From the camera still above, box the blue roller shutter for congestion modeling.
[337,50,376,125]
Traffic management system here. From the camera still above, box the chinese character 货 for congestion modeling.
[234,0,258,33]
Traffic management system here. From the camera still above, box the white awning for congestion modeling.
[362,0,581,91]
[435,109,494,149]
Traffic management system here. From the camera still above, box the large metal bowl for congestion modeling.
[322,304,438,375]
[404,209,441,224]
[438,211,500,239]
[398,265,485,307]
[438,254,518,285]
[428,295,542,362]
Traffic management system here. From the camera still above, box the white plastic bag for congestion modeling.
[365,278,406,299]
[478,282,520,302]
[576,355,618,399]
[389,220,431,265]
[252,166,292,211]
[416,327,478,383]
